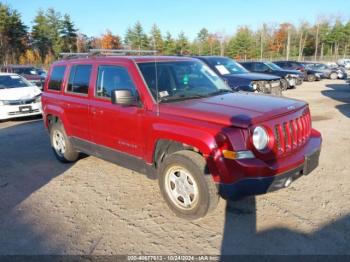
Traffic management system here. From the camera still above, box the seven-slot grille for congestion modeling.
[274,111,311,155]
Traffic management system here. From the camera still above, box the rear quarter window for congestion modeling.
[48,66,66,91]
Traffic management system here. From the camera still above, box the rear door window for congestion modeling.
[48,66,66,91]
[67,65,92,95]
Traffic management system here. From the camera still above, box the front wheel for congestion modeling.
[330,72,338,80]
[158,150,219,220]
[280,79,288,91]
[307,74,316,82]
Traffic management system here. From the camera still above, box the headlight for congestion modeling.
[250,81,258,90]
[0,101,4,106]
[252,126,269,151]
[34,95,41,103]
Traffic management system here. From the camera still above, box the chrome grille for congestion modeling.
[7,98,36,106]
[274,112,311,155]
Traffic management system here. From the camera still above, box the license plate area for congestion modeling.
[19,106,32,112]
[303,149,320,175]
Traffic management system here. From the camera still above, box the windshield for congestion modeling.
[138,60,231,102]
[0,75,33,89]
[265,62,283,70]
[207,57,249,75]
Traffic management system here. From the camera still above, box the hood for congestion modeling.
[223,73,280,82]
[0,86,41,101]
[160,92,306,128]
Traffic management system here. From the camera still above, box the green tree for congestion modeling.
[46,8,63,56]
[163,31,176,55]
[227,26,255,59]
[175,31,189,55]
[60,14,77,52]
[32,10,51,62]
[124,21,149,51]
[0,3,27,64]
[149,24,163,53]
[196,28,210,55]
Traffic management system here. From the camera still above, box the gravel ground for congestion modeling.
[0,79,349,255]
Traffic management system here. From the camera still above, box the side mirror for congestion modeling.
[111,89,138,106]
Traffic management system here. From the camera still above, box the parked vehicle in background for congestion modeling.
[274,61,322,82]
[239,61,304,90]
[0,65,46,88]
[0,73,42,120]
[337,59,350,70]
[304,62,348,80]
[42,51,322,220]
[193,56,282,96]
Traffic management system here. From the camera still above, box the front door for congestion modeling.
[89,64,144,158]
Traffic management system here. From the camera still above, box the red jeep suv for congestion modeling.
[42,54,322,220]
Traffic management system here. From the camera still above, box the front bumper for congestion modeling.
[338,72,348,79]
[218,147,321,200]
[0,102,42,120]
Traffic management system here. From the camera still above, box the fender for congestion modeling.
[43,103,72,136]
[146,122,217,163]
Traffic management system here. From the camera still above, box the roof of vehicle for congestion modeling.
[0,72,19,76]
[274,60,300,63]
[1,65,38,68]
[52,56,197,66]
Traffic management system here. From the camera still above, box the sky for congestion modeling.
[4,0,350,40]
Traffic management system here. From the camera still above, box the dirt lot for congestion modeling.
[0,79,349,255]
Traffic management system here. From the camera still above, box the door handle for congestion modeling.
[91,109,103,115]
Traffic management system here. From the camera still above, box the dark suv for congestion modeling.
[0,65,46,88]
[274,61,322,82]
[42,52,322,220]
[240,61,304,90]
[193,56,282,96]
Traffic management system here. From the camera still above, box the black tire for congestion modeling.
[307,74,316,82]
[330,72,338,80]
[50,120,79,163]
[158,150,219,220]
[280,79,288,91]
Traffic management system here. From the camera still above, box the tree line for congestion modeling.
[1,3,350,66]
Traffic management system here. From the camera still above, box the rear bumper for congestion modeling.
[218,147,321,200]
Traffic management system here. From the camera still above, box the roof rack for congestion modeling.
[59,49,158,60]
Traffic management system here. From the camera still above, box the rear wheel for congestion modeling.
[330,72,338,80]
[50,121,79,163]
[158,150,219,220]
[307,74,316,82]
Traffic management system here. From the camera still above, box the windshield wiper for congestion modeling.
[205,89,234,97]
[158,93,206,103]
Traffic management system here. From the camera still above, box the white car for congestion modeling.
[0,73,42,120]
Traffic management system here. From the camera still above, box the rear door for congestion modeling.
[63,63,92,141]
[89,63,144,158]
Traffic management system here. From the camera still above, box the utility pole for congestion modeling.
[314,23,319,61]
[286,25,291,60]
[260,27,264,61]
